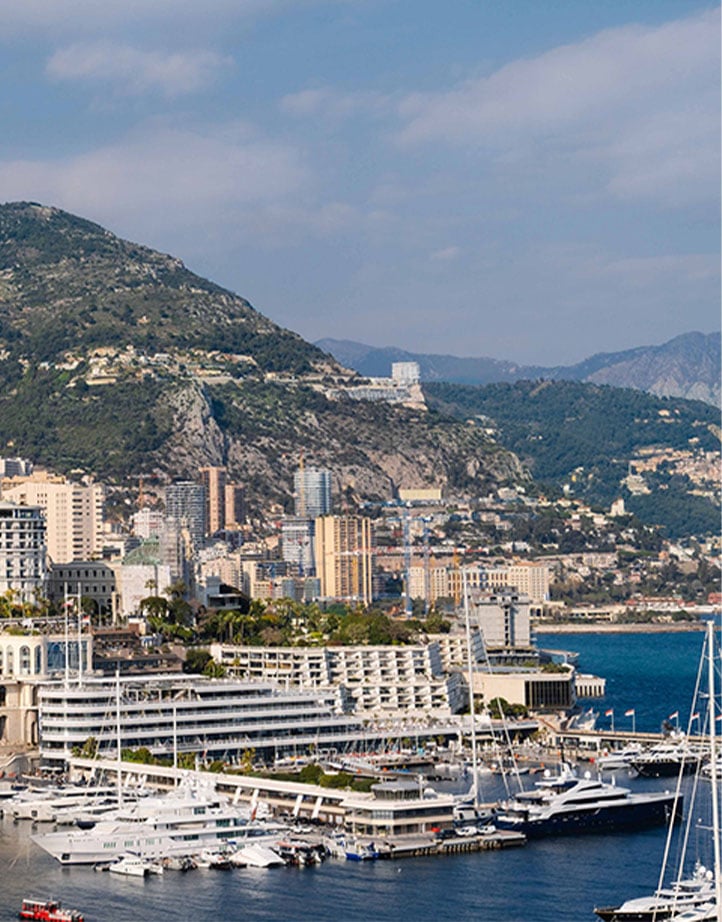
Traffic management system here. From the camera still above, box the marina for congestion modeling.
[0,628,719,921]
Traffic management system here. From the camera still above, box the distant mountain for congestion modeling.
[316,332,721,406]
[0,203,524,508]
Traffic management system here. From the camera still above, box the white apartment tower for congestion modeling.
[0,501,47,601]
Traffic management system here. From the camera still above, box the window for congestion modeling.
[19,646,30,676]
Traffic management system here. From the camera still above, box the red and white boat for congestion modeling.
[18,898,84,921]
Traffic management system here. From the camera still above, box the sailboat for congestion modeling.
[594,621,721,922]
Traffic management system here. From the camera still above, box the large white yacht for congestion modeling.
[32,778,288,865]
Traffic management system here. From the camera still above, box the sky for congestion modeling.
[0,0,719,365]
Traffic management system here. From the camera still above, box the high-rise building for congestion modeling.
[3,475,104,564]
[0,501,46,602]
[294,467,332,518]
[164,481,206,554]
[224,483,245,529]
[199,467,227,536]
[315,515,373,604]
[281,516,315,574]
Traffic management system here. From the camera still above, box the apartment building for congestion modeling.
[3,475,104,564]
[315,515,374,604]
[0,501,46,602]
[210,641,467,716]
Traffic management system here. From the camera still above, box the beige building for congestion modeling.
[3,474,104,564]
[199,466,227,536]
[0,630,93,750]
[315,516,374,604]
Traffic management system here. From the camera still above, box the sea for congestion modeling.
[0,628,716,922]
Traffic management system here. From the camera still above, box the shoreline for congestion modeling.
[534,621,708,634]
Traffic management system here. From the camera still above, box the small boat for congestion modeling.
[107,853,152,877]
[344,839,380,861]
[194,848,234,870]
[18,898,84,921]
[162,855,196,871]
[233,843,285,868]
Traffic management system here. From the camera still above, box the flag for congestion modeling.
[668,711,679,720]
[625,709,635,717]
[691,712,700,721]
[605,709,614,717]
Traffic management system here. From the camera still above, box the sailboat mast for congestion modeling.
[116,668,123,806]
[77,582,83,687]
[462,568,480,811]
[706,620,722,919]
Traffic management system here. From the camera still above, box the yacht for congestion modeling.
[630,738,706,778]
[493,763,681,838]
[594,622,722,922]
[594,864,715,921]
[32,777,288,865]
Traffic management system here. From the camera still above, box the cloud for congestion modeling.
[0,0,295,35]
[0,122,307,230]
[280,86,392,119]
[396,8,720,208]
[46,43,232,96]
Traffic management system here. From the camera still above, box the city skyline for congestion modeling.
[0,1,718,365]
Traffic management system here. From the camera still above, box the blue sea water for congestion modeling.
[537,629,709,734]
[0,630,715,922]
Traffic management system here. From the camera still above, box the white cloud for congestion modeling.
[280,86,392,119]
[396,8,720,208]
[0,0,295,35]
[47,43,232,96]
[0,122,307,228]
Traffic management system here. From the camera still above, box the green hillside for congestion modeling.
[0,203,524,506]
[425,380,721,537]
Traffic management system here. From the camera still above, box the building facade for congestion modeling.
[164,481,206,554]
[3,476,104,564]
[0,501,46,602]
[294,468,332,518]
[210,642,467,716]
[315,515,374,604]
[199,466,227,536]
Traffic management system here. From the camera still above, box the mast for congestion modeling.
[76,582,83,687]
[706,620,721,920]
[115,668,123,806]
[462,568,480,812]
[63,582,70,688]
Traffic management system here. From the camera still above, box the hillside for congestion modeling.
[318,332,721,406]
[425,380,721,537]
[0,203,524,508]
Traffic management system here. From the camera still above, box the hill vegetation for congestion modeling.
[0,202,523,508]
[425,380,721,537]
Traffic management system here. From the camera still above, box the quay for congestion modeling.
[545,727,709,760]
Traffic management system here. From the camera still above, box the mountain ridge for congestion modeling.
[316,332,721,406]
[0,202,524,509]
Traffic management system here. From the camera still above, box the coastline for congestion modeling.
[533,621,707,634]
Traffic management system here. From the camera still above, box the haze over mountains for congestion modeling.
[317,333,721,407]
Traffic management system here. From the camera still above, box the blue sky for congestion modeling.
[1,0,719,364]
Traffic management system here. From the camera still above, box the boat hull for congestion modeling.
[495,792,682,839]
